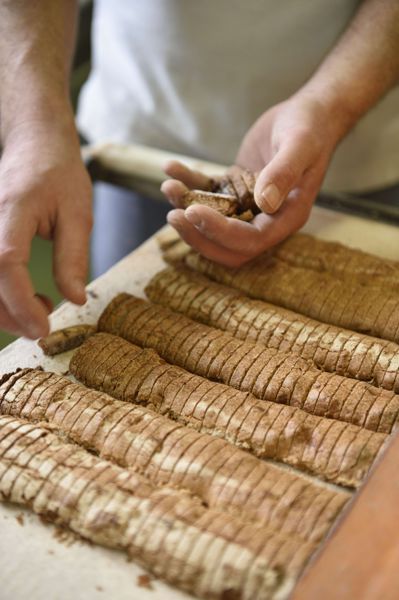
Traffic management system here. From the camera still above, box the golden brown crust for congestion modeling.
[145,266,399,393]
[0,368,350,543]
[98,294,399,434]
[69,332,387,487]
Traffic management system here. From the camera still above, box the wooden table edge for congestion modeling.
[291,428,399,599]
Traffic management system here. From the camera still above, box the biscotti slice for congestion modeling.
[0,414,316,599]
[69,332,387,487]
[145,266,399,393]
[38,324,97,355]
[98,294,399,434]
[0,368,350,543]
[184,253,399,344]
[274,233,399,290]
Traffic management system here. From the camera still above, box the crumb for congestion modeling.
[16,513,24,526]
[53,526,78,547]
[33,354,38,359]
[87,290,99,299]
[47,549,54,555]
[37,518,80,547]
[95,585,103,592]
[137,574,153,590]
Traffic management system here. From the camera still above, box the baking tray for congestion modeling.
[1,145,399,599]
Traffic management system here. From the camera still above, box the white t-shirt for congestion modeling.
[78,0,399,193]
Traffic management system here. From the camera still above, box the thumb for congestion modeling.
[53,210,92,305]
[254,139,314,214]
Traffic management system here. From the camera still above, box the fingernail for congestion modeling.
[185,208,204,230]
[72,280,87,303]
[27,322,47,340]
[260,183,282,213]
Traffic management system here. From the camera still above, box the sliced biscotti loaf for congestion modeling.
[68,332,387,488]
[98,294,399,434]
[0,368,351,543]
[274,233,399,290]
[183,253,399,344]
[0,414,315,599]
[145,266,399,393]
[159,230,399,291]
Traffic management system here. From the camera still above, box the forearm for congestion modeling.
[298,0,399,141]
[0,0,79,145]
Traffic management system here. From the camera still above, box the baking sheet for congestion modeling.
[1,206,398,600]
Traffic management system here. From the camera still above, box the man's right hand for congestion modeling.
[0,119,92,339]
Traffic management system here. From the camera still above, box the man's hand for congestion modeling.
[164,0,399,267]
[0,0,91,339]
[0,121,92,339]
[164,94,340,267]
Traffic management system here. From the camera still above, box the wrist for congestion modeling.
[2,97,80,158]
[294,80,361,144]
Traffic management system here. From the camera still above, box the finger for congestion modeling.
[35,293,53,314]
[53,210,92,305]
[184,172,319,257]
[167,209,249,267]
[254,137,316,214]
[164,160,213,190]
[160,179,189,207]
[0,263,50,338]
[184,205,260,255]
[0,217,50,338]
[0,295,30,337]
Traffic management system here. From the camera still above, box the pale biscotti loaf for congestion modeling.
[145,266,399,393]
[0,368,350,543]
[274,233,399,290]
[69,332,387,488]
[98,294,399,434]
[0,414,316,599]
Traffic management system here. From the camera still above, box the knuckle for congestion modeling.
[0,248,20,270]
[278,162,299,188]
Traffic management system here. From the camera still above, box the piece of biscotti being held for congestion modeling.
[184,252,399,344]
[145,266,399,393]
[69,332,387,488]
[0,368,350,543]
[98,294,399,434]
[0,415,315,599]
[162,162,258,220]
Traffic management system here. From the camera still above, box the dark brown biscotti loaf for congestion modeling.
[184,252,399,344]
[0,415,315,599]
[274,233,399,290]
[98,294,399,434]
[0,368,350,543]
[70,333,387,488]
[145,266,399,393]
